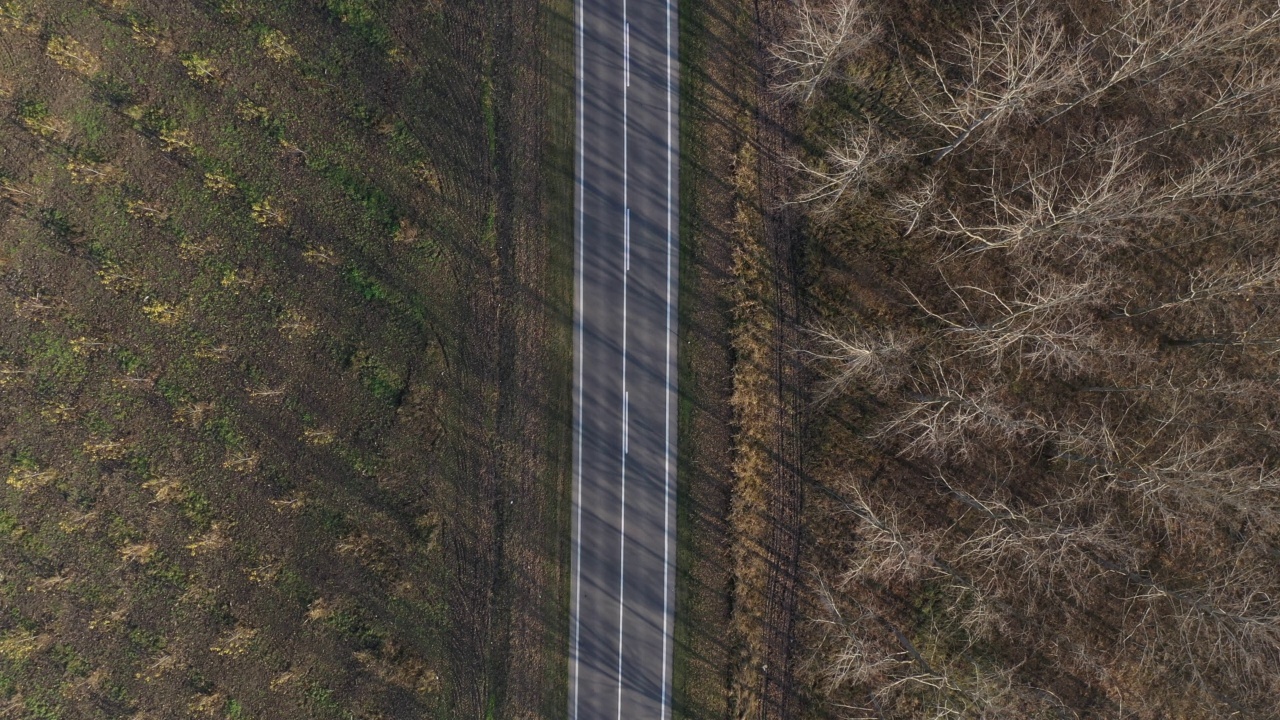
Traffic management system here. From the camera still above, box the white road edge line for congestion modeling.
[660,0,674,716]
[570,0,584,715]
[617,5,629,719]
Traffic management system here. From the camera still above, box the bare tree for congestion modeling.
[1042,0,1280,122]
[915,0,1083,160]
[820,557,1045,719]
[992,57,1280,195]
[835,483,939,588]
[1118,253,1280,318]
[913,268,1120,374]
[887,172,944,237]
[809,577,913,699]
[914,0,1280,156]
[1129,53,1280,145]
[879,366,1045,461]
[942,479,1141,635]
[1152,141,1280,208]
[1053,405,1280,529]
[787,123,906,215]
[1121,560,1280,709]
[934,139,1279,259]
[823,582,1060,717]
[931,139,1150,257]
[771,0,879,102]
[825,479,1107,716]
[802,324,915,398]
[1115,436,1280,527]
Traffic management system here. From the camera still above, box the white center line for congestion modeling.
[570,0,585,715]
[660,0,674,716]
[616,6,630,719]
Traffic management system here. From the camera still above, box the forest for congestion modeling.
[777,0,1280,716]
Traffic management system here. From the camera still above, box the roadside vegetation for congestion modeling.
[671,0,750,714]
[0,0,572,718]
[777,0,1280,716]
[674,0,808,716]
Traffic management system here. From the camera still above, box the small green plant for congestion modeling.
[258,29,299,63]
[96,260,139,293]
[145,557,187,589]
[127,627,166,653]
[18,100,67,138]
[46,36,100,76]
[203,172,237,194]
[304,684,354,718]
[0,2,38,34]
[277,308,317,339]
[158,127,195,153]
[342,266,388,302]
[6,452,56,492]
[90,75,136,106]
[250,197,288,227]
[324,0,391,50]
[126,198,170,222]
[67,160,119,185]
[51,644,91,676]
[0,510,20,536]
[181,53,218,83]
[125,11,162,47]
[181,490,215,530]
[38,208,75,239]
[142,300,183,325]
[234,99,273,125]
[23,696,60,720]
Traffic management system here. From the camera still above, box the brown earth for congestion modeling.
[0,0,572,717]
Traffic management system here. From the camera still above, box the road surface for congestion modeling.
[569,0,679,717]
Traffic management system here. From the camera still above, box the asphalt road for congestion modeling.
[568,0,679,717]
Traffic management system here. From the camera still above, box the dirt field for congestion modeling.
[0,1,572,717]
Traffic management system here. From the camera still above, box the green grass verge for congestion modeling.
[671,0,735,715]
[543,0,577,716]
